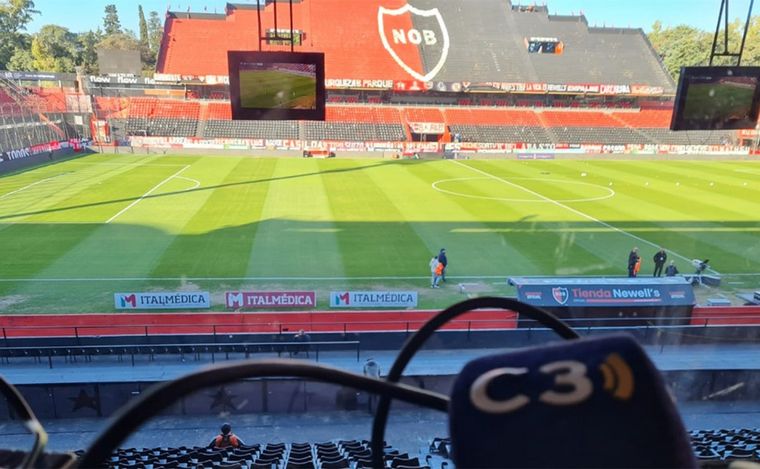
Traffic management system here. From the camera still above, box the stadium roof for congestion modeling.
[158,0,674,91]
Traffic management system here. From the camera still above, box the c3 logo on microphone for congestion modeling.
[469,354,634,414]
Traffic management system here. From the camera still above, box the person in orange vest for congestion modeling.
[209,423,244,449]
[433,260,445,288]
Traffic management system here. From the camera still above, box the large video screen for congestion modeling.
[671,66,760,131]
[228,51,325,121]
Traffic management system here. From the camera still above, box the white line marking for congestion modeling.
[0,275,509,282]
[0,273,755,282]
[432,176,615,203]
[65,161,188,167]
[450,160,721,274]
[0,173,68,201]
[105,165,190,224]
[174,176,201,191]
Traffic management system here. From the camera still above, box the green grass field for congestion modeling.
[1,153,760,313]
[240,69,316,109]
[683,82,756,123]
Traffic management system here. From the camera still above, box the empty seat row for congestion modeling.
[302,122,405,142]
[204,119,299,139]
[89,440,429,469]
[449,124,552,143]
[125,117,197,137]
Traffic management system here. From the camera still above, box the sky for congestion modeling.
[24,0,755,34]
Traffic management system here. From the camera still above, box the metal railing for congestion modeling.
[0,340,361,369]
[1,313,759,343]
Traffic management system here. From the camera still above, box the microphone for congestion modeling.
[448,334,696,468]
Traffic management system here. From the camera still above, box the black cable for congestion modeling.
[0,375,47,469]
[370,297,579,468]
[78,360,448,468]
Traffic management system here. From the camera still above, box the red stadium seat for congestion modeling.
[157,0,422,81]
[444,108,541,126]
[612,110,672,128]
[206,102,233,120]
[326,106,403,124]
[403,108,445,123]
[540,111,623,128]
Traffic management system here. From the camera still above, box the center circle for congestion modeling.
[431,177,616,203]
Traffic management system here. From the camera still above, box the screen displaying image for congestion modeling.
[239,62,317,110]
[682,76,757,128]
[671,67,760,130]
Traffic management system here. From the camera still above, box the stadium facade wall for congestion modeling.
[0,139,91,175]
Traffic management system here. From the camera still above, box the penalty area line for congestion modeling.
[450,160,722,275]
[105,165,190,224]
[0,173,69,201]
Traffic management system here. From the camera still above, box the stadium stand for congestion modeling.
[449,124,552,143]
[690,429,760,462]
[612,109,673,128]
[511,10,674,90]
[540,111,622,128]
[0,82,73,153]
[93,97,130,119]
[203,120,300,139]
[302,121,406,141]
[82,440,425,469]
[326,106,404,125]
[444,108,542,126]
[157,1,423,81]
[2,0,752,152]
[156,0,673,93]
[403,108,446,124]
[206,102,233,120]
[548,126,651,145]
[410,0,540,83]
[62,430,760,469]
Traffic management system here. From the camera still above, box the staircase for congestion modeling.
[534,110,560,144]
[609,113,657,144]
[195,102,210,138]
[0,77,67,139]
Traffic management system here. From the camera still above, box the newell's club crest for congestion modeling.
[552,287,569,305]
[377,4,450,82]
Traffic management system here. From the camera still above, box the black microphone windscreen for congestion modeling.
[448,334,696,468]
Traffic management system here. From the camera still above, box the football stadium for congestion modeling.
[1,0,760,467]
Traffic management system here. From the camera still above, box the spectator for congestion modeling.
[363,358,382,413]
[292,329,311,357]
[363,358,381,379]
[209,423,244,449]
[665,261,679,277]
[438,248,448,283]
[429,255,439,288]
[653,249,667,277]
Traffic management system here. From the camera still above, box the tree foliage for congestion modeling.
[648,18,760,81]
[102,4,121,35]
[29,24,79,72]
[138,5,148,48]
[78,30,103,74]
[0,0,39,69]
[137,5,153,69]
[147,11,163,57]
[97,31,140,51]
